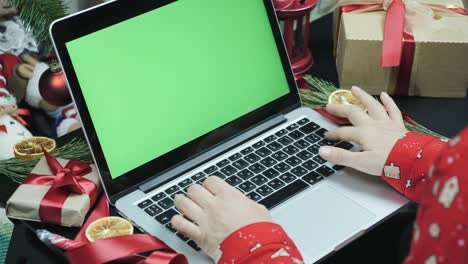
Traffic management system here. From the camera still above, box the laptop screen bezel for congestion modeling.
[50,0,300,198]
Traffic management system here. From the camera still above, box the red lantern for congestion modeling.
[274,0,317,76]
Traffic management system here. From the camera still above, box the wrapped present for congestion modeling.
[6,150,101,227]
[334,0,468,97]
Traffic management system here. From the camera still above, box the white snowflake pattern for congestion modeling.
[457,239,465,247]
[406,180,412,189]
[428,165,435,178]
[432,180,440,196]
[417,149,423,159]
[429,223,440,238]
[447,156,454,164]
[271,248,290,259]
[413,223,420,242]
[425,255,437,264]
[249,243,262,252]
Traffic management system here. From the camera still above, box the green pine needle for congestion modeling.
[299,75,448,139]
[0,138,92,184]
[12,0,68,53]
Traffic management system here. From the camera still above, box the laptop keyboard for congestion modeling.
[136,117,353,251]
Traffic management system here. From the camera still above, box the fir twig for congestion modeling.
[0,138,92,184]
[12,0,68,53]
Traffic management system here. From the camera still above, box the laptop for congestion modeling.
[50,0,408,262]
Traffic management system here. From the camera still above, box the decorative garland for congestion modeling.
[299,75,448,139]
[0,138,92,184]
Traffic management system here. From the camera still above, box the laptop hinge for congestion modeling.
[138,114,287,193]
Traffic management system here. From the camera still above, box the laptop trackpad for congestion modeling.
[272,185,375,259]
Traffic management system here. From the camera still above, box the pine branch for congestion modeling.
[12,0,68,53]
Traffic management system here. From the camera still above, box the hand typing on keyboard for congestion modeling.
[319,87,407,176]
[171,176,272,262]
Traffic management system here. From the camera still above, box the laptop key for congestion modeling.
[279,172,296,183]
[221,165,238,176]
[256,185,274,196]
[299,122,320,134]
[246,191,262,202]
[318,139,336,146]
[138,199,152,209]
[302,171,324,185]
[266,142,282,151]
[249,163,266,174]
[237,169,254,180]
[297,150,313,160]
[255,147,272,157]
[253,141,265,149]
[244,153,261,163]
[315,128,328,138]
[260,157,277,167]
[307,144,320,155]
[273,162,291,173]
[144,204,162,217]
[176,233,190,242]
[336,141,354,150]
[303,160,319,171]
[294,139,310,149]
[211,171,226,179]
[187,240,201,251]
[291,166,307,177]
[151,193,166,202]
[204,166,217,175]
[313,155,327,164]
[304,134,321,144]
[283,145,299,155]
[277,136,293,146]
[285,156,301,167]
[216,159,230,168]
[317,165,335,177]
[286,123,299,131]
[165,185,180,195]
[258,180,309,209]
[238,181,256,193]
[271,150,287,161]
[225,176,242,186]
[268,178,285,190]
[228,153,242,161]
[288,130,305,140]
[264,135,277,143]
[155,209,178,225]
[178,179,193,188]
[275,129,288,137]
[191,172,205,181]
[171,190,185,199]
[240,147,254,155]
[166,223,176,233]
[262,168,280,179]
[297,118,310,126]
[251,175,268,185]
[157,197,174,209]
[232,159,249,170]
[333,165,345,171]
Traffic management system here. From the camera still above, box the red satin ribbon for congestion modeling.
[394,32,415,96]
[23,150,97,225]
[12,108,31,126]
[64,196,188,264]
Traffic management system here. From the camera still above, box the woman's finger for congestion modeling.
[351,86,388,120]
[325,126,362,144]
[186,184,215,209]
[319,146,378,175]
[380,92,403,124]
[203,176,237,196]
[171,215,203,242]
[174,194,203,223]
[20,54,39,66]
[326,104,372,126]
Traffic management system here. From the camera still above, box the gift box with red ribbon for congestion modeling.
[6,150,101,227]
[333,0,468,97]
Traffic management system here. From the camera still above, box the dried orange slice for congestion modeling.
[328,89,367,118]
[14,137,56,160]
[85,216,134,242]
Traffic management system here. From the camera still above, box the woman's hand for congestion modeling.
[171,176,272,261]
[319,86,407,176]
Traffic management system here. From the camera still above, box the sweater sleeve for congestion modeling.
[218,222,304,264]
[381,132,448,203]
[402,128,468,264]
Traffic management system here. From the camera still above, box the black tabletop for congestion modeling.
[4,14,468,264]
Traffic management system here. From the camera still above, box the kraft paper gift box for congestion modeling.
[6,155,101,227]
[334,0,468,97]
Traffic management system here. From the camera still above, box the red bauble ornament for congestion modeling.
[39,61,72,106]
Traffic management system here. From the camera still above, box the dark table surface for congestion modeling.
[4,14,468,264]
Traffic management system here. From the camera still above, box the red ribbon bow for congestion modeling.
[23,149,98,225]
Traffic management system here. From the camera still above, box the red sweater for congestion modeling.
[218,129,468,264]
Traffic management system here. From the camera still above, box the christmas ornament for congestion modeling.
[39,61,71,106]
[274,0,317,75]
[13,136,56,160]
[298,75,448,139]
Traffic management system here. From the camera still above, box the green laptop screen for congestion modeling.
[66,0,290,179]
